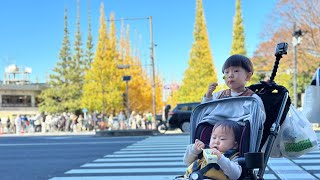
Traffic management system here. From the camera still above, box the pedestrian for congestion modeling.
[164,105,171,121]
[14,114,21,134]
[71,113,78,132]
[182,120,242,180]
[92,111,98,130]
[135,113,142,129]
[6,117,11,133]
[146,112,152,129]
[118,111,126,130]
[77,114,84,131]
[23,115,29,133]
[129,111,137,129]
[65,113,72,132]
[141,113,147,129]
[108,114,114,130]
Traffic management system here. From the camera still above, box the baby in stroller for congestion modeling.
[183,120,242,180]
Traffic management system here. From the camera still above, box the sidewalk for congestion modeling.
[0,131,95,137]
[0,128,186,137]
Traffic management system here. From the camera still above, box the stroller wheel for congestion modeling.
[180,121,190,132]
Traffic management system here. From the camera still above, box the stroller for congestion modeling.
[186,42,291,180]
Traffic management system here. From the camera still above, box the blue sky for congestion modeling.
[0,0,276,85]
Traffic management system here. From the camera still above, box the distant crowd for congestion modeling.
[0,110,158,135]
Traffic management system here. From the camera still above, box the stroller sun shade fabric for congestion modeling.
[190,97,266,152]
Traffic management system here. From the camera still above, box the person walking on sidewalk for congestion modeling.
[146,112,152,129]
[118,111,126,130]
[15,114,21,134]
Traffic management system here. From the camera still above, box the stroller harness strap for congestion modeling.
[186,149,238,180]
[218,88,254,99]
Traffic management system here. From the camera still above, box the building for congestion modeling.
[0,65,47,118]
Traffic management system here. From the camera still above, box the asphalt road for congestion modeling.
[0,135,145,180]
[1,131,319,180]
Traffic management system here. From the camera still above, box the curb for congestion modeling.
[0,131,95,137]
[0,129,187,137]
[95,129,160,137]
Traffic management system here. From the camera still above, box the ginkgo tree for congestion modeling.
[118,23,163,114]
[230,0,246,56]
[176,0,217,103]
[81,4,123,115]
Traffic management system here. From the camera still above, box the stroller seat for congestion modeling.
[191,96,266,152]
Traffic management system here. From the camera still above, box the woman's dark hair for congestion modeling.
[212,120,241,144]
[222,54,254,74]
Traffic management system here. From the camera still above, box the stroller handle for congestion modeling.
[269,42,288,82]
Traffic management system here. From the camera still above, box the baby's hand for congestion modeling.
[206,82,218,98]
[211,148,222,159]
[194,139,205,151]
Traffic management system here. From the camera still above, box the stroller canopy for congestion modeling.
[190,96,266,152]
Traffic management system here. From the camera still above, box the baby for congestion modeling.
[183,120,242,180]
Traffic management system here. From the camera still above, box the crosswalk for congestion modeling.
[290,149,320,179]
[50,135,320,180]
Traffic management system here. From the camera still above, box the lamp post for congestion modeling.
[117,64,131,119]
[292,23,303,107]
[108,16,157,128]
[123,75,131,119]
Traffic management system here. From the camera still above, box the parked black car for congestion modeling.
[168,102,200,132]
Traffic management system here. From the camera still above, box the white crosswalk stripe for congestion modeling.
[49,135,320,180]
[50,135,189,180]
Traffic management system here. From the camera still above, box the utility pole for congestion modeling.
[149,16,156,129]
[292,23,303,107]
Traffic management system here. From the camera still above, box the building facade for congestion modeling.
[0,83,47,117]
[0,64,47,118]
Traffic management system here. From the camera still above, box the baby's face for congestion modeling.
[209,126,238,152]
[223,66,252,92]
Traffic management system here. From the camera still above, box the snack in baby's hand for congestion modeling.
[203,149,218,164]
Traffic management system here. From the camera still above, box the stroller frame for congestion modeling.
[188,42,291,180]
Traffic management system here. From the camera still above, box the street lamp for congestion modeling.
[116,64,131,119]
[108,16,157,128]
[292,23,303,107]
[123,75,131,119]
